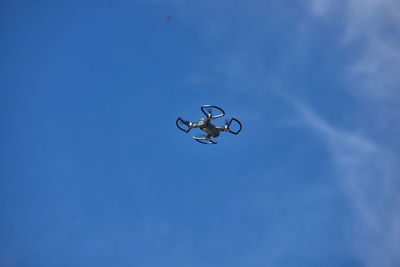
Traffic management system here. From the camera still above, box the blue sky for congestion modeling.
[1,1,399,266]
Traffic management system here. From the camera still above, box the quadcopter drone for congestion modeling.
[176,105,242,144]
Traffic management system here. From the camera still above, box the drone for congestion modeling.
[176,105,242,144]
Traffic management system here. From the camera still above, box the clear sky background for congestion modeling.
[1,1,399,266]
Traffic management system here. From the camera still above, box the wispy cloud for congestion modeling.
[309,0,400,101]
[305,2,400,265]
[293,100,400,266]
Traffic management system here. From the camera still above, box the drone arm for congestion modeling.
[189,122,199,128]
[176,117,199,133]
[215,126,227,132]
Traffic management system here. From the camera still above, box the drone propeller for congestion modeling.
[225,118,242,135]
[205,107,213,119]
[176,117,192,133]
[224,118,231,131]
[200,105,225,119]
[178,118,189,126]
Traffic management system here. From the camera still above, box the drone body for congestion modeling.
[176,105,242,144]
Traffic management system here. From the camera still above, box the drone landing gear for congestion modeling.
[193,135,217,144]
